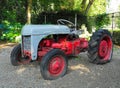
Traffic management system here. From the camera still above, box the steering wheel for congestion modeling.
[57,19,75,28]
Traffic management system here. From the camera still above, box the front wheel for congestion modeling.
[10,44,31,66]
[88,29,113,64]
[40,49,68,80]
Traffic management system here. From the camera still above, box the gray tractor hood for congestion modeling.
[21,24,71,60]
[22,24,71,35]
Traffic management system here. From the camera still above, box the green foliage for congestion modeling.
[36,10,87,26]
[0,20,22,42]
[0,0,26,24]
[73,0,83,11]
[116,16,120,29]
[74,0,107,16]
[116,5,120,29]
[87,17,96,32]
[0,0,108,24]
[88,0,106,16]
[95,14,110,29]
[0,0,109,42]
[113,29,120,45]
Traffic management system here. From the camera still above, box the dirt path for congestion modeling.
[0,44,120,88]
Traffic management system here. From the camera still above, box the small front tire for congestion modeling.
[10,44,31,66]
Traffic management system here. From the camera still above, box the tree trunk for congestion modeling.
[84,0,95,15]
[81,0,87,10]
[27,0,32,24]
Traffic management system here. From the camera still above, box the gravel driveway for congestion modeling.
[0,43,120,88]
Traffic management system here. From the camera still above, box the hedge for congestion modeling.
[113,30,120,45]
[34,10,93,32]
[35,10,87,25]
[0,20,22,42]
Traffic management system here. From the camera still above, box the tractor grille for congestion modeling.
[22,36,31,51]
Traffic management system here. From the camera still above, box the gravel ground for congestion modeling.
[0,43,120,88]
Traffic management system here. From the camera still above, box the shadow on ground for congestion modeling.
[0,44,120,88]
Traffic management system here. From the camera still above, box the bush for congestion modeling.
[95,13,110,29]
[36,10,87,25]
[35,10,95,32]
[116,16,120,29]
[0,20,22,42]
[113,29,120,45]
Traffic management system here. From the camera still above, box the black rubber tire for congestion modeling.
[88,29,113,64]
[40,49,68,80]
[10,44,21,66]
[10,44,31,66]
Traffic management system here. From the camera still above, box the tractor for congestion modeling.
[10,19,113,80]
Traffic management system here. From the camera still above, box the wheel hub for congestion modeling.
[49,56,65,76]
[51,61,60,73]
[99,40,108,57]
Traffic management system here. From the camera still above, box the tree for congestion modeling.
[0,0,108,24]
[81,0,87,12]
[0,0,26,24]
[73,0,106,16]
[116,6,120,29]
[84,0,95,15]
[27,0,32,24]
[88,0,107,16]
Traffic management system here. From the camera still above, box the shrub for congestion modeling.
[0,20,22,42]
[95,13,110,29]
[36,10,95,32]
[113,29,120,45]
[37,10,87,25]
[116,16,120,29]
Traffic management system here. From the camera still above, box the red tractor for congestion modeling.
[10,19,113,80]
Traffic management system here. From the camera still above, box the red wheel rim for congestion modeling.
[99,35,112,60]
[48,56,65,76]
[17,52,31,64]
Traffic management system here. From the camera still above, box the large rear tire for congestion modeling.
[10,44,31,66]
[88,29,113,64]
[40,49,68,80]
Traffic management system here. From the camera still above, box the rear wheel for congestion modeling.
[10,44,31,66]
[40,49,68,80]
[88,29,113,64]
